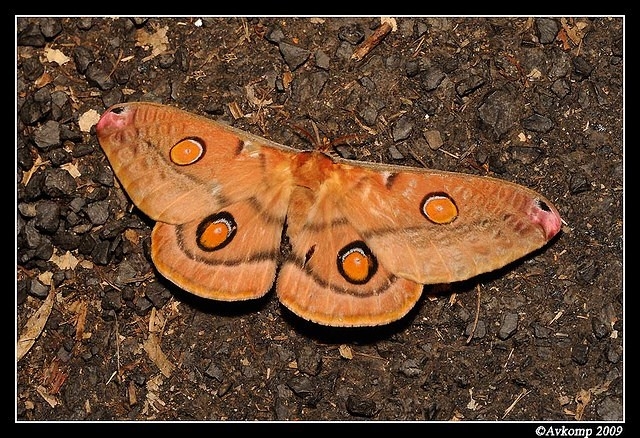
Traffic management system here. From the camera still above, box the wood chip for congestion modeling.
[351,19,394,61]
[17,285,56,361]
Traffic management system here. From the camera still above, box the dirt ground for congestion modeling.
[16,16,624,423]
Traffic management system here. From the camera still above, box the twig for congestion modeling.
[502,388,531,419]
[115,313,122,380]
[351,20,393,61]
[466,284,482,344]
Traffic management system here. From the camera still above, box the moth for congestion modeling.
[96,102,562,327]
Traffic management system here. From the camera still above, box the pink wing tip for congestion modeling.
[96,104,132,135]
[530,198,562,241]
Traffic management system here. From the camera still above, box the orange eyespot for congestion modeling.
[337,242,377,285]
[196,212,237,251]
[170,138,205,165]
[421,193,458,224]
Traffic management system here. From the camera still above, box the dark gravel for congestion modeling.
[16,16,623,422]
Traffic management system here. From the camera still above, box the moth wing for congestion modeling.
[338,165,562,285]
[276,185,423,327]
[96,102,296,224]
[97,102,296,300]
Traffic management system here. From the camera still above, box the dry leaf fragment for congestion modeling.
[36,385,59,408]
[79,109,101,132]
[73,300,89,341]
[143,333,175,377]
[123,228,141,245]
[17,285,56,361]
[128,380,138,406]
[44,47,70,65]
[135,25,170,62]
[228,101,244,120]
[574,389,591,421]
[338,344,353,359]
[49,250,79,270]
[34,72,53,88]
[21,155,46,186]
[282,71,293,89]
[61,162,81,178]
[245,84,273,107]
[148,307,166,334]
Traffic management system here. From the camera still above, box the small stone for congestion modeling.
[43,168,76,198]
[114,260,139,285]
[420,67,446,91]
[424,130,444,150]
[85,200,110,225]
[157,53,175,68]
[76,17,93,30]
[334,145,355,160]
[455,74,485,97]
[21,57,45,81]
[591,316,611,339]
[17,145,35,171]
[465,320,487,339]
[568,172,590,194]
[498,312,518,340]
[535,18,559,44]
[605,343,621,364]
[265,26,285,44]
[334,41,353,61]
[101,288,123,312]
[19,94,52,126]
[388,145,404,160]
[571,343,589,365]
[102,88,125,109]
[532,322,552,339]
[47,149,72,167]
[338,24,364,45]
[358,76,375,91]
[18,22,45,47]
[57,345,73,362]
[295,345,322,376]
[85,62,116,90]
[399,358,422,377]
[217,381,232,397]
[551,78,571,98]
[596,396,622,421]
[39,18,63,39]
[33,120,61,150]
[405,59,420,77]
[576,257,598,284]
[346,395,378,418]
[508,145,544,165]
[392,115,414,142]
[34,200,61,233]
[91,240,112,265]
[478,89,521,139]
[21,221,42,249]
[287,375,314,398]
[144,282,172,308]
[29,278,50,298]
[315,50,330,70]
[204,362,224,381]
[278,41,310,71]
[522,113,554,133]
[133,296,154,316]
[573,56,594,79]
[358,103,378,126]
